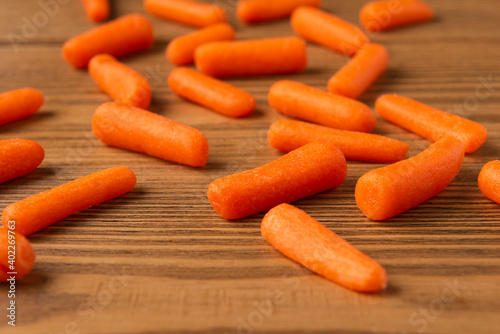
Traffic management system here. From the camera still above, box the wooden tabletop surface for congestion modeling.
[1,1,499,333]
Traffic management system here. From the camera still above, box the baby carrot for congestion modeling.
[478,161,500,205]
[208,141,347,220]
[268,80,376,132]
[360,0,434,32]
[0,139,45,184]
[376,94,488,153]
[168,67,255,118]
[63,14,154,69]
[355,137,465,221]
[144,0,226,28]
[291,6,369,56]
[262,204,388,292]
[236,0,321,23]
[89,54,152,109]
[328,43,389,99]
[268,119,409,163]
[0,228,35,282]
[195,37,307,77]
[81,0,110,22]
[93,102,209,167]
[0,88,44,127]
[166,23,235,65]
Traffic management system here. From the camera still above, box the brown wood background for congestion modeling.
[1,1,499,333]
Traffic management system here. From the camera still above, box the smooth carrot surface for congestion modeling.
[81,0,110,22]
[0,227,35,282]
[0,139,45,184]
[208,141,347,220]
[63,14,154,69]
[89,54,152,109]
[92,102,209,167]
[268,80,376,132]
[0,88,44,126]
[237,0,321,23]
[168,67,255,118]
[166,23,235,65]
[360,0,434,32]
[144,0,226,27]
[1,167,136,236]
[478,161,500,205]
[291,6,369,56]
[328,43,389,99]
[355,137,465,221]
[376,94,488,153]
[268,119,408,163]
[262,204,388,292]
[195,37,307,77]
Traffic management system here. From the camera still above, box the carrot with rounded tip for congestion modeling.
[144,0,226,27]
[269,80,376,132]
[355,137,465,221]
[93,102,209,167]
[376,94,488,153]
[1,167,136,236]
[63,14,154,69]
[262,204,388,292]
[291,6,369,56]
[0,139,45,184]
[0,228,35,282]
[81,0,110,22]
[208,141,347,220]
[478,161,500,205]
[328,43,389,99]
[89,54,152,109]
[195,37,307,77]
[0,88,44,126]
[236,0,321,23]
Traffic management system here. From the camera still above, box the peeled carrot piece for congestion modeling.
[268,119,408,163]
[195,37,307,77]
[360,0,434,32]
[0,228,35,282]
[1,167,136,236]
[208,141,347,220]
[144,0,226,27]
[328,43,389,99]
[81,0,110,22]
[89,54,152,109]
[356,137,465,221]
[0,139,45,184]
[262,204,388,292]
[269,80,376,132]
[0,88,44,126]
[63,14,154,69]
[291,6,369,56]
[168,67,255,118]
[478,161,500,205]
[93,102,209,167]
[236,0,321,23]
[166,23,235,65]
[376,94,488,153]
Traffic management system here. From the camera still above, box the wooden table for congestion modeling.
[1,1,499,333]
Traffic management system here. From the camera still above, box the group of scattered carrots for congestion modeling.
[1,0,499,294]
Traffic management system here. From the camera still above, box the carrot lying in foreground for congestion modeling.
[63,14,154,69]
[268,119,408,163]
[478,161,500,205]
[237,0,321,23]
[208,141,347,220]
[1,167,136,236]
[93,102,209,167]
[168,67,255,118]
[195,37,307,77]
[0,88,44,126]
[376,94,488,153]
[268,80,376,132]
[144,0,226,27]
[0,227,35,282]
[262,204,388,292]
[0,139,45,184]
[89,54,152,109]
[355,137,465,221]
[81,0,110,22]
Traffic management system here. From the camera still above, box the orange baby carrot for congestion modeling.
[208,141,347,220]
[81,0,110,22]
[262,204,388,292]
[0,88,44,126]
[89,54,152,109]
[360,0,434,32]
[268,119,408,163]
[1,167,136,236]
[93,102,209,167]
[269,80,376,132]
[0,139,45,184]
[195,37,307,77]
[328,43,389,99]
[144,0,226,27]
[478,161,500,205]
[0,227,35,282]
[291,6,369,56]
[376,94,488,153]
[63,14,154,69]
[236,0,321,23]
[355,137,465,221]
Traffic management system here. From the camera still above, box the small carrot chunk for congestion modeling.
[0,139,45,184]
[0,88,44,127]
[0,228,35,282]
[81,0,110,22]
[144,0,226,27]
[478,161,500,205]
[236,0,321,23]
